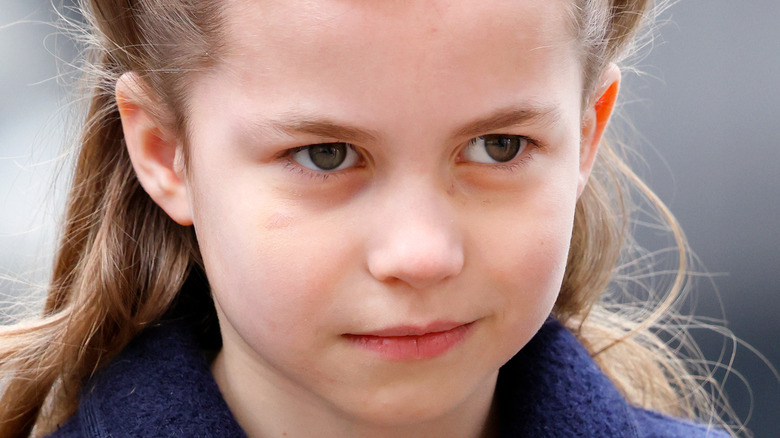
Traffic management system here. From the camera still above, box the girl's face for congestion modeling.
[169,0,610,434]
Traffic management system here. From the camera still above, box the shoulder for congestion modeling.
[46,322,245,437]
[496,319,730,438]
[629,407,731,438]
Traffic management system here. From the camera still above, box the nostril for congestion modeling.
[367,237,464,290]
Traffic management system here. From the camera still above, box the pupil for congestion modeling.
[309,143,347,170]
[484,135,521,162]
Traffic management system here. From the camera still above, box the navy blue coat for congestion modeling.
[48,319,728,437]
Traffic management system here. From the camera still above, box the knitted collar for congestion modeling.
[495,319,638,437]
[65,319,640,437]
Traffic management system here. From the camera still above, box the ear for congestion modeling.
[116,72,193,226]
[578,64,621,198]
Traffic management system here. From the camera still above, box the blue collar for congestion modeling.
[495,319,638,437]
[52,318,724,437]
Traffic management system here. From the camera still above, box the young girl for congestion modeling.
[0,0,735,436]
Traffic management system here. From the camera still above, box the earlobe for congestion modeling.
[578,64,621,198]
[116,73,194,226]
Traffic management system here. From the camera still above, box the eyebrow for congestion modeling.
[453,104,561,139]
[242,103,560,145]
[263,115,381,145]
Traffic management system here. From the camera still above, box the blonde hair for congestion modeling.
[0,0,738,436]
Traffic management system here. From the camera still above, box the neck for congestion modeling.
[211,348,498,438]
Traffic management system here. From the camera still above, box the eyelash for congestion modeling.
[491,157,531,173]
[281,134,541,180]
[282,159,344,181]
[461,135,540,171]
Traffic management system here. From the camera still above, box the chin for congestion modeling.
[333,372,493,429]
[345,398,454,428]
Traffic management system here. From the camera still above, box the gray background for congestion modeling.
[2,1,778,436]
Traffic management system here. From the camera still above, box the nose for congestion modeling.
[366,181,464,290]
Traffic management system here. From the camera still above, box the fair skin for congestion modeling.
[117,0,620,437]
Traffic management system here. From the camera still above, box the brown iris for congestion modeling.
[307,143,348,170]
[482,135,524,163]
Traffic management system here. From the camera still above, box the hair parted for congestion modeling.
[0,0,739,437]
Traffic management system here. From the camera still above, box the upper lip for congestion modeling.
[347,321,471,337]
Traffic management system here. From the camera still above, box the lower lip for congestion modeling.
[345,323,473,361]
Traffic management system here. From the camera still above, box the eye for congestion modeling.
[462,135,528,163]
[291,143,360,171]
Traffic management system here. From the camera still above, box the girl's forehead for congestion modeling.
[220,0,577,63]
[196,0,582,135]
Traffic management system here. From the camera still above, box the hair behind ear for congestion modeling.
[1,0,225,434]
[0,56,200,437]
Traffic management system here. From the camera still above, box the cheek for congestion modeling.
[474,166,579,323]
[488,212,572,300]
[193,193,351,342]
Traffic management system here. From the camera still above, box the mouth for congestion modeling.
[343,321,475,361]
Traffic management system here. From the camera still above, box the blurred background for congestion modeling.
[1,0,778,436]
